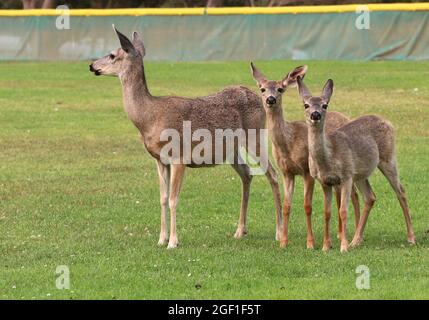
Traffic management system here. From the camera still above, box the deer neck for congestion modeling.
[266,106,293,149]
[119,63,153,133]
[307,122,332,171]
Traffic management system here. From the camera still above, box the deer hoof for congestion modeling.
[350,237,362,247]
[167,238,179,249]
[322,241,332,252]
[306,241,315,250]
[158,237,168,246]
[234,228,248,239]
[407,236,416,245]
[280,239,288,248]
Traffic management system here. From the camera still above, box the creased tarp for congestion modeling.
[0,11,429,61]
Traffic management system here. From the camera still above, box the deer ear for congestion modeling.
[322,79,334,102]
[297,76,312,99]
[250,62,267,85]
[282,65,308,88]
[132,31,146,57]
[112,25,136,56]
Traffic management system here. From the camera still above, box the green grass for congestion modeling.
[0,60,428,300]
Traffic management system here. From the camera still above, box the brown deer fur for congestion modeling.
[90,27,282,249]
[297,77,416,252]
[250,63,360,249]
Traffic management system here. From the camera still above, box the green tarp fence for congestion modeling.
[0,11,428,61]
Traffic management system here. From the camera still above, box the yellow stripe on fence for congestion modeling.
[0,8,205,16]
[209,3,429,15]
[1,3,429,16]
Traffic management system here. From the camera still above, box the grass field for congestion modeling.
[0,60,428,300]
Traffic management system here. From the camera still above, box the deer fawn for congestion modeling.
[297,76,416,252]
[89,27,282,249]
[250,63,360,249]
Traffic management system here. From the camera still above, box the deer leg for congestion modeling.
[265,161,282,241]
[351,179,375,247]
[246,135,282,241]
[303,174,315,249]
[156,160,170,246]
[167,164,186,249]
[334,186,342,239]
[280,173,295,248]
[378,160,416,244]
[350,185,361,231]
[321,184,333,251]
[336,185,360,239]
[231,161,253,239]
[339,180,353,253]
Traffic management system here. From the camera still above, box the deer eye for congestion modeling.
[304,104,310,109]
[109,54,115,60]
[260,88,266,93]
[277,88,284,93]
[322,104,328,109]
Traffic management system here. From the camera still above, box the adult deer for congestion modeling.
[89,27,282,249]
[250,63,360,249]
[297,77,416,252]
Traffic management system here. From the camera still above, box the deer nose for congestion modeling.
[310,111,322,121]
[89,64,95,72]
[266,96,276,105]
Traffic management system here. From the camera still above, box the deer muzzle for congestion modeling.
[310,111,322,121]
[266,96,276,106]
[89,63,101,76]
